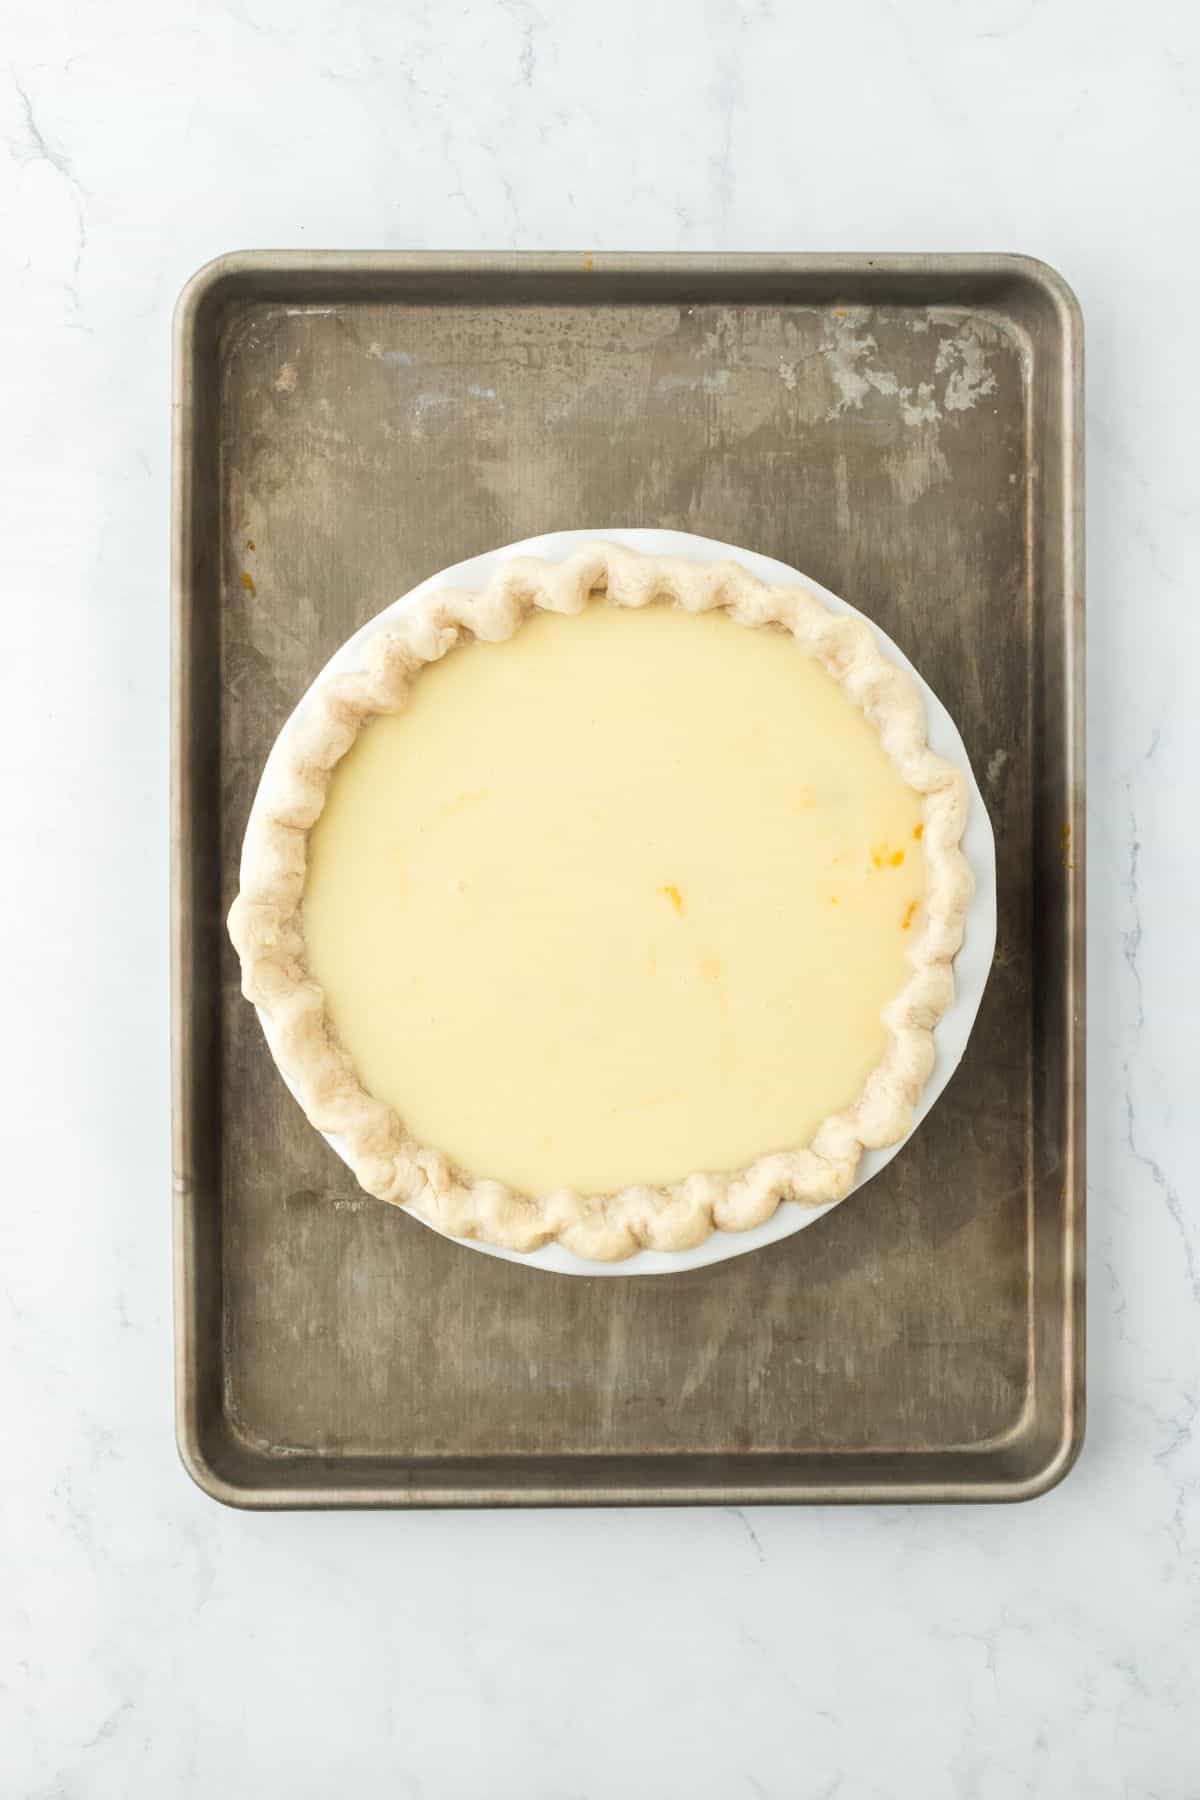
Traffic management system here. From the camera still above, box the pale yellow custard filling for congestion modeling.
[303,602,925,1197]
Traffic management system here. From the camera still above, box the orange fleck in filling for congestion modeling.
[659,884,685,915]
[901,900,918,931]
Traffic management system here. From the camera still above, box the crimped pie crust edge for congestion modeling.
[228,542,975,1262]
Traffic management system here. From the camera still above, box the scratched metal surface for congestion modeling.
[172,254,1083,1505]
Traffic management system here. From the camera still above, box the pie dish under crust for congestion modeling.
[228,542,974,1262]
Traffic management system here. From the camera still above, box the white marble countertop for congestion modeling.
[3,0,1197,1793]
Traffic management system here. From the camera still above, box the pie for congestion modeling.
[228,542,974,1261]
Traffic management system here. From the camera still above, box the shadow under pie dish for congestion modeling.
[228,535,986,1267]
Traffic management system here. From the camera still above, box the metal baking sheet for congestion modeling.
[172,252,1084,1507]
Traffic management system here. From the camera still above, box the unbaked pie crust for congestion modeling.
[228,542,974,1261]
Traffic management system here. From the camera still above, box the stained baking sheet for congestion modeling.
[172,252,1084,1505]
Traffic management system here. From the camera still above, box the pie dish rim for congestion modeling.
[228,532,986,1267]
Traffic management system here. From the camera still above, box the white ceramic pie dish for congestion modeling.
[249,528,997,1278]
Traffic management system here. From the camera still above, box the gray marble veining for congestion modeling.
[2,0,1198,1793]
